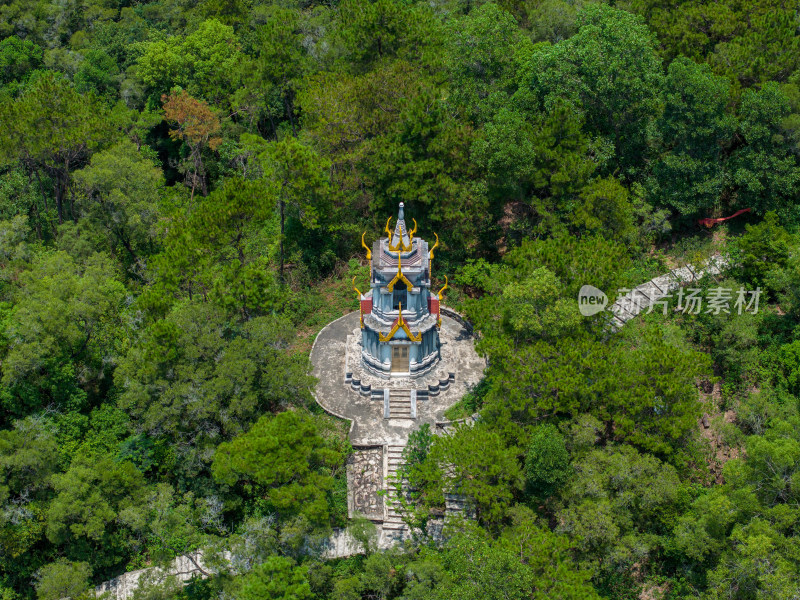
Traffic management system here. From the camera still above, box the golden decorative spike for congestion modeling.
[361,232,372,260]
[429,232,439,261]
[409,218,418,241]
[353,277,364,329]
[437,274,448,301]
[387,252,413,292]
[384,216,393,244]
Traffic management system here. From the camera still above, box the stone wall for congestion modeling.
[347,446,384,521]
[94,553,217,599]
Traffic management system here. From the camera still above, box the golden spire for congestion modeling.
[386,205,413,251]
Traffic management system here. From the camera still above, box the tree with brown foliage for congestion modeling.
[162,90,222,199]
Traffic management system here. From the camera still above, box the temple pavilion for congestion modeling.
[353,203,446,378]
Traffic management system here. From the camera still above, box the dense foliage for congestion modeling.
[0,0,799,598]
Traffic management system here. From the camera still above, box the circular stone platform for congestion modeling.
[310,311,486,446]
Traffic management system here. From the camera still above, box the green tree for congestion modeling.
[0,36,43,93]
[649,57,736,215]
[135,19,243,107]
[1,251,126,419]
[46,456,146,569]
[520,3,663,177]
[725,420,800,507]
[0,417,58,505]
[729,83,800,217]
[524,423,571,498]
[73,140,164,272]
[424,509,600,599]
[249,136,331,281]
[445,4,531,124]
[336,0,436,71]
[237,556,313,600]
[571,176,638,245]
[241,8,310,137]
[211,411,345,528]
[557,445,682,575]
[734,211,792,292]
[0,72,115,224]
[116,303,312,482]
[361,97,486,260]
[34,559,91,600]
[74,49,119,101]
[418,422,521,528]
[703,518,800,600]
[148,177,279,318]
[119,483,224,575]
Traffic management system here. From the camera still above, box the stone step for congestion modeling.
[386,512,404,521]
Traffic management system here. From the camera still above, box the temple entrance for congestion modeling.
[391,345,409,373]
[392,281,407,310]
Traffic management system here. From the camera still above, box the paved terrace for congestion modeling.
[310,311,486,446]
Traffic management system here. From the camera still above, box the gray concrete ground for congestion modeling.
[310,311,486,446]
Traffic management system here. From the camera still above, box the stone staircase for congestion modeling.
[445,492,473,519]
[383,444,408,536]
[387,389,415,420]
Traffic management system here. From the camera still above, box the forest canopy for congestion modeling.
[0,0,800,599]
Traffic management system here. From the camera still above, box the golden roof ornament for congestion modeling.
[378,303,422,342]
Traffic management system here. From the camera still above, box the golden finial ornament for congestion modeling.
[361,232,372,260]
[384,217,393,244]
[353,276,364,328]
[429,232,439,262]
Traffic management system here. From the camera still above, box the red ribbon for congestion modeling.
[698,208,752,228]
